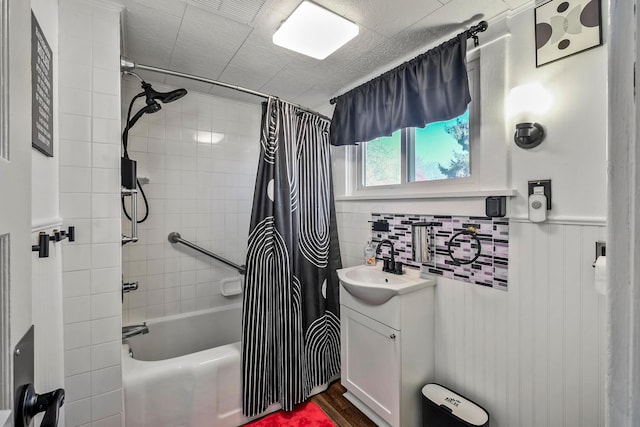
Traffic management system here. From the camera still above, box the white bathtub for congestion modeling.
[122,304,280,427]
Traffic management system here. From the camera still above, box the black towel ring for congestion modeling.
[446,226,482,265]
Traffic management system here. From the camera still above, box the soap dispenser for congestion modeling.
[364,240,376,266]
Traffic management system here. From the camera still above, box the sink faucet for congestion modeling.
[122,323,149,340]
[376,239,403,275]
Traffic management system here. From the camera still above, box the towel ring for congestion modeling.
[446,227,482,265]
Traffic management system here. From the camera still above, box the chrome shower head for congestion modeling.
[141,82,187,104]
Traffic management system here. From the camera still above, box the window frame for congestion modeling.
[354,54,480,194]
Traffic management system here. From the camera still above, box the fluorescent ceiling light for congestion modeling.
[273,1,359,60]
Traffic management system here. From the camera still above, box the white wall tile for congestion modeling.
[91,389,122,421]
[60,113,91,140]
[60,2,123,425]
[91,267,120,294]
[63,270,91,298]
[92,143,120,169]
[64,322,92,350]
[60,193,92,219]
[60,87,92,116]
[60,167,92,193]
[91,341,121,370]
[66,372,92,402]
[93,93,120,120]
[92,243,120,269]
[64,296,91,324]
[64,346,92,376]
[91,414,123,427]
[60,140,91,167]
[91,365,122,396]
[91,316,121,345]
[122,86,260,322]
[63,244,92,272]
[92,193,121,218]
[92,168,120,194]
[66,398,92,426]
[92,118,120,144]
[93,67,120,95]
[91,292,121,319]
[91,218,120,244]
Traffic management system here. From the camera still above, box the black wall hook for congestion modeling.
[31,233,50,258]
[32,226,76,258]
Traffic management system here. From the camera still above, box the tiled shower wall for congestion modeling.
[121,81,261,323]
[371,213,509,290]
[58,1,124,425]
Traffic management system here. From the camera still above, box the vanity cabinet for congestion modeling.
[340,279,435,427]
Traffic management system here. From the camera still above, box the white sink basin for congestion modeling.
[337,264,435,305]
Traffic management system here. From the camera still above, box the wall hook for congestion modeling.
[31,226,76,258]
[31,232,50,258]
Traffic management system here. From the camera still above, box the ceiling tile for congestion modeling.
[123,0,187,17]
[177,5,253,57]
[314,0,443,38]
[120,2,183,67]
[217,63,276,89]
[164,74,215,95]
[224,41,293,76]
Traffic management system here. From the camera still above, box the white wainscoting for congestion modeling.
[433,221,606,427]
[335,204,606,427]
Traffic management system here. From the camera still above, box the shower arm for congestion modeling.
[168,232,246,275]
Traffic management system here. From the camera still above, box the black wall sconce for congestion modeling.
[514,122,545,149]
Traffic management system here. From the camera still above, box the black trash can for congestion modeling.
[421,383,489,427]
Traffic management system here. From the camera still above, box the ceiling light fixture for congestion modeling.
[272,1,359,60]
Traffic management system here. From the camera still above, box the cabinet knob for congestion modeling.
[389,334,396,340]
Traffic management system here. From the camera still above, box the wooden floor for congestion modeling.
[311,380,378,427]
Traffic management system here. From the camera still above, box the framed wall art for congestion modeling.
[535,0,602,67]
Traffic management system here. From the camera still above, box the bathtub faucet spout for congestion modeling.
[122,323,149,340]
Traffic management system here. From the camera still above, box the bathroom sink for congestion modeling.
[337,265,435,305]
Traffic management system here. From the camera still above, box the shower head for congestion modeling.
[127,101,161,130]
[142,82,187,104]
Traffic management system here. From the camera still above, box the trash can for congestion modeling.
[421,383,489,427]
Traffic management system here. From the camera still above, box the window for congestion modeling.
[357,57,478,190]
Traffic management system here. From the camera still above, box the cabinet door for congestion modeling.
[341,306,401,426]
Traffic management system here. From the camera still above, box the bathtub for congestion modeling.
[122,304,333,427]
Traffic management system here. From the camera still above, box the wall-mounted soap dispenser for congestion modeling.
[528,179,551,223]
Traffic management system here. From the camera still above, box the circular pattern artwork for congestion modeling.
[534,0,602,67]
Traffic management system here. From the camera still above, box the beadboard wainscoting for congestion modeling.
[434,221,606,427]
[336,202,606,427]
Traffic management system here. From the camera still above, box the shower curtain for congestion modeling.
[242,98,342,417]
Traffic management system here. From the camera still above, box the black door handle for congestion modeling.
[15,383,65,427]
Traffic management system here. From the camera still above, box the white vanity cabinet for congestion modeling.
[339,273,435,427]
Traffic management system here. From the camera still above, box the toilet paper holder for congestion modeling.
[592,241,606,267]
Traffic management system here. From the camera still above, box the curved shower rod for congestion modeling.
[121,57,330,121]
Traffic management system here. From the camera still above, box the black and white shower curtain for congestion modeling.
[242,98,342,417]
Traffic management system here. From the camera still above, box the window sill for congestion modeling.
[335,188,516,201]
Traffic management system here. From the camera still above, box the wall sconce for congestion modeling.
[514,122,545,149]
[507,82,552,149]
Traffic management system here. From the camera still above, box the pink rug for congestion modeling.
[243,401,335,427]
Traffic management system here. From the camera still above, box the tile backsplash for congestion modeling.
[371,213,509,290]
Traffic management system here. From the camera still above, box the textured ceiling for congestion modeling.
[114,0,530,111]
